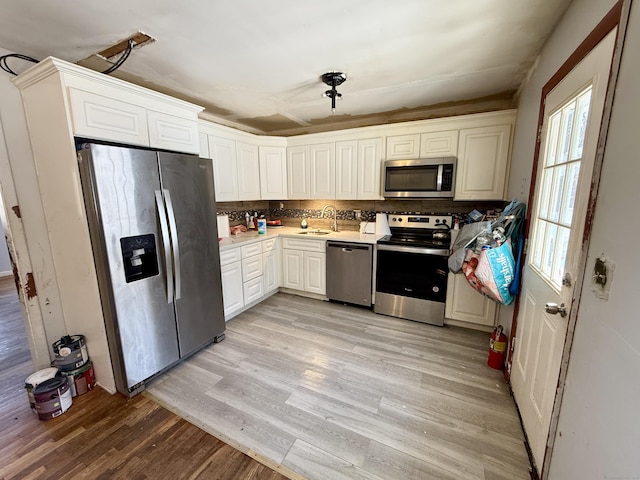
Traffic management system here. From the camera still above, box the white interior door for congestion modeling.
[511,30,615,470]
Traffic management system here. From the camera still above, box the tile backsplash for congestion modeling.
[217,199,507,232]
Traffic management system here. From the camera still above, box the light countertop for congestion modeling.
[218,227,382,250]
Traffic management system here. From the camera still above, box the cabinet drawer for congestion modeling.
[242,254,264,282]
[243,276,264,304]
[282,238,326,252]
[148,110,199,154]
[262,237,278,252]
[220,247,242,266]
[241,242,263,259]
[68,88,149,146]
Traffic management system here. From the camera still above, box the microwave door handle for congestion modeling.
[436,164,443,191]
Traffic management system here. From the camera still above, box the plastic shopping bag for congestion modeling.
[462,240,515,305]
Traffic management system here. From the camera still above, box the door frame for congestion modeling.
[505,1,630,477]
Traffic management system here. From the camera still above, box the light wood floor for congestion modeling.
[148,293,533,480]
[0,276,288,480]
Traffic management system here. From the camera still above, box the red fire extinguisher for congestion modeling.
[488,325,507,370]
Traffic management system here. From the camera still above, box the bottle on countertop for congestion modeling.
[245,212,250,228]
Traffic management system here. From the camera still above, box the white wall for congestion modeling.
[504,0,639,477]
[547,1,640,478]
[498,0,618,341]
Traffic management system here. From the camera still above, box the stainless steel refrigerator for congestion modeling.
[78,142,225,396]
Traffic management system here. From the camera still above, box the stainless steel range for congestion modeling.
[374,214,452,326]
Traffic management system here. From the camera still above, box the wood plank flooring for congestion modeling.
[0,276,288,480]
[148,293,533,480]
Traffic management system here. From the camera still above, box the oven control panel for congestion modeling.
[387,215,452,229]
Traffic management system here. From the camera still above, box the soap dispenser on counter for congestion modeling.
[300,218,308,229]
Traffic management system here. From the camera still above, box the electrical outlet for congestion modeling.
[354,209,361,220]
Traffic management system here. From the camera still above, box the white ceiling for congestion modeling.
[0,0,572,135]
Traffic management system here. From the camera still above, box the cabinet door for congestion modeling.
[287,146,310,199]
[220,262,244,319]
[263,250,281,293]
[282,249,304,290]
[455,125,511,200]
[209,136,238,202]
[304,251,326,295]
[259,146,287,199]
[147,110,200,154]
[335,140,358,199]
[385,134,420,160]
[419,131,459,158]
[68,88,149,146]
[357,138,383,200]
[310,143,335,199]
[236,142,261,200]
[445,273,497,327]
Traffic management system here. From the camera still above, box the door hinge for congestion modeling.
[537,125,543,144]
[523,237,528,255]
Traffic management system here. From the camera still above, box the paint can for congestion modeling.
[51,335,89,371]
[60,360,95,397]
[24,367,59,411]
[33,376,72,421]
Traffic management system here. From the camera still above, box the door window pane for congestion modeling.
[530,85,593,290]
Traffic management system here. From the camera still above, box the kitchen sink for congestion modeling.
[297,230,331,235]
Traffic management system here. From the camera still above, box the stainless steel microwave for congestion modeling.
[383,157,456,198]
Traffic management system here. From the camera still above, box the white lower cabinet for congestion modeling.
[281,238,326,295]
[263,247,281,294]
[445,272,497,329]
[220,248,244,320]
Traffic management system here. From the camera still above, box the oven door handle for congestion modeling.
[377,244,449,256]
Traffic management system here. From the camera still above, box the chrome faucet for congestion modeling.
[321,204,338,231]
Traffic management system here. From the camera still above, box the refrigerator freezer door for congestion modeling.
[158,153,225,357]
[81,144,180,392]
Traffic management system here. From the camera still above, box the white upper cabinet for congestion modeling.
[236,142,261,200]
[324,137,384,200]
[335,140,358,199]
[310,143,335,199]
[259,145,288,199]
[357,138,383,200]
[208,135,238,202]
[147,110,200,154]
[287,145,310,199]
[419,131,459,158]
[385,134,421,160]
[455,124,511,200]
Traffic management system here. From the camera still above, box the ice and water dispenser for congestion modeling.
[120,234,159,283]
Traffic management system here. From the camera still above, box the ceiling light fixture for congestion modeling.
[321,72,346,115]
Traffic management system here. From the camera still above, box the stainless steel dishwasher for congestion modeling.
[326,241,373,307]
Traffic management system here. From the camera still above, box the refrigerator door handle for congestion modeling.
[163,189,181,300]
[155,190,174,303]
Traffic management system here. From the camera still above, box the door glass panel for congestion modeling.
[549,165,567,223]
[539,169,553,219]
[561,162,581,226]
[571,89,592,160]
[530,85,593,290]
[557,101,576,164]
[545,113,561,167]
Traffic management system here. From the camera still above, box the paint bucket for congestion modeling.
[33,377,72,421]
[60,360,95,397]
[24,367,59,411]
[51,335,89,371]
